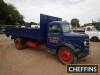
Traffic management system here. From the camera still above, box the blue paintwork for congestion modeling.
[5,14,62,42]
[63,32,89,54]
[5,14,89,57]
[47,21,89,56]
[5,27,41,41]
[40,14,62,42]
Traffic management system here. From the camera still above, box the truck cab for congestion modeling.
[47,21,89,64]
[47,21,71,49]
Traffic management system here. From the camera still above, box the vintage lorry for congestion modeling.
[5,14,89,64]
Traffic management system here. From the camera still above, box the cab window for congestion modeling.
[86,27,92,31]
[49,25,61,33]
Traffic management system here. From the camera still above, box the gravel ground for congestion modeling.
[0,34,100,75]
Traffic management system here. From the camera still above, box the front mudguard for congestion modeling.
[58,43,80,56]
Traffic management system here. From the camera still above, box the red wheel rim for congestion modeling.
[15,39,20,49]
[59,49,72,62]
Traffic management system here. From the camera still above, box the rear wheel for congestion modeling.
[58,47,77,64]
[14,38,25,50]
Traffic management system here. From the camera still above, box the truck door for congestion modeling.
[47,24,62,49]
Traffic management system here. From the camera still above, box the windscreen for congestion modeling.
[61,22,71,32]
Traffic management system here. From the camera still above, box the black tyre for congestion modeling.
[14,38,25,50]
[57,47,77,64]
[91,37,99,42]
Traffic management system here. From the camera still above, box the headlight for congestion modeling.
[83,39,89,47]
[84,41,87,46]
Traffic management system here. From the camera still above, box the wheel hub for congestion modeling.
[59,49,72,62]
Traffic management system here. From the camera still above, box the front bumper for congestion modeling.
[75,47,90,59]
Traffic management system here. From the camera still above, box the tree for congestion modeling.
[71,18,80,28]
[25,21,38,25]
[0,0,25,25]
[30,22,38,25]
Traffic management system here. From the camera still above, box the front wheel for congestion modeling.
[57,47,77,64]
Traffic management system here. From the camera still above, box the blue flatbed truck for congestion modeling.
[5,14,89,64]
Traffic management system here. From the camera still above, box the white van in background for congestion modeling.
[85,26,100,41]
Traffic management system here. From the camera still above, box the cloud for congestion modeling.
[4,0,100,25]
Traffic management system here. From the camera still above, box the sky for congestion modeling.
[4,0,100,25]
